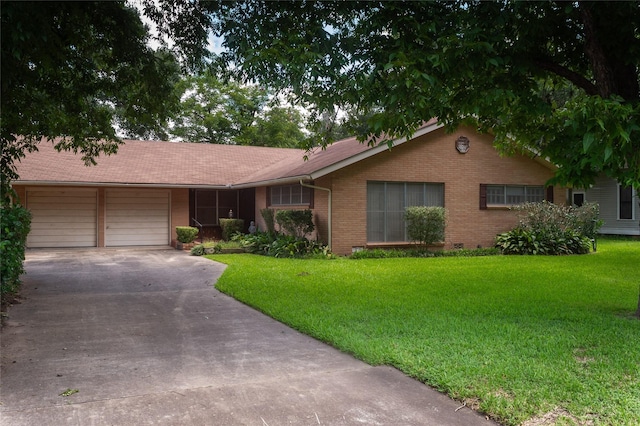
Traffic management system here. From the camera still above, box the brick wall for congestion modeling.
[170,188,189,244]
[318,126,560,255]
[254,183,327,241]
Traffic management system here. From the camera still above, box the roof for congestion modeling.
[20,119,538,188]
[14,139,302,188]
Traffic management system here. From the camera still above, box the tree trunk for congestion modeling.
[579,3,640,101]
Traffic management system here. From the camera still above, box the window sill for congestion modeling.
[366,241,445,249]
[485,205,512,210]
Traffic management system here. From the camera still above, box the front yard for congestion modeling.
[208,239,640,425]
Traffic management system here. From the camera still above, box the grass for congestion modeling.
[207,238,640,425]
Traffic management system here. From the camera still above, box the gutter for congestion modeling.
[299,179,331,250]
[12,181,234,190]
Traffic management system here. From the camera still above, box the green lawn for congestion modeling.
[208,239,640,425]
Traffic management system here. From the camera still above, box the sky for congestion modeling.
[128,0,225,55]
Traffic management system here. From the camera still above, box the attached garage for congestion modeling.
[26,188,98,248]
[105,189,170,246]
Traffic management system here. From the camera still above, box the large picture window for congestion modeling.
[367,181,444,242]
[269,184,312,206]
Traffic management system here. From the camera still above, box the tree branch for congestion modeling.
[533,58,598,96]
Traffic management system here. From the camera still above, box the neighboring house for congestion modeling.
[570,176,640,236]
[13,121,563,255]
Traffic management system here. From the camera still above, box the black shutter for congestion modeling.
[545,186,554,203]
[479,184,487,210]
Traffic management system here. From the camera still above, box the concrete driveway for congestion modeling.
[1,249,496,426]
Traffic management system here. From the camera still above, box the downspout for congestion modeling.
[300,179,331,250]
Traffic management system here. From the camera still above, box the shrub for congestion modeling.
[570,202,604,243]
[219,219,244,241]
[275,209,315,239]
[350,247,500,259]
[176,226,199,243]
[1,203,31,296]
[495,201,602,255]
[495,228,591,255]
[191,241,222,256]
[235,231,331,258]
[260,208,277,236]
[405,206,447,247]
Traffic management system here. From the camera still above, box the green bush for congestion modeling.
[405,206,447,247]
[176,226,199,243]
[350,246,500,259]
[275,209,315,239]
[260,208,277,236]
[495,228,591,255]
[190,241,222,256]
[219,218,244,241]
[235,231,331,258]
[495,201,602,255]
[1,203,31,296]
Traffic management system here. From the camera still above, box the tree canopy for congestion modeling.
[169,73,309,147]
[1,1,180,202]
[148,0,640,189]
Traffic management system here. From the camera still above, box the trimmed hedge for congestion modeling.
[405,206,447,247]
[275,209,314,239]
[176,226,199,243]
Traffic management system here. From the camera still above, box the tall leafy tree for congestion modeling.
[1,1,180,202]
[237,105,310,148]
[170,73,268,144]
[170,72,309,147]
[144,0,640,315]
[148,1,640,189]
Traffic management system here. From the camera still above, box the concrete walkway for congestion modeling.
[1,249,497,426]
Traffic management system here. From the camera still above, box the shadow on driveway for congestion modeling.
[1,249,497,425]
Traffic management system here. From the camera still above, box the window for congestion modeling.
[482,185,545,207]
[195,190,217,225]
[194,189,238,225]
[619,185,634,220]
[367,181,444,242]
[269,184,312,206]
[572,192,585,207]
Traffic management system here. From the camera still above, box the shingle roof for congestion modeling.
[14,120,442,187]
[15,139,303,187]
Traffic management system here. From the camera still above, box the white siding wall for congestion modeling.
[585,175,639,235]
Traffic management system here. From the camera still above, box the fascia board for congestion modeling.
[12,180,232,189]
[306,121,444,180]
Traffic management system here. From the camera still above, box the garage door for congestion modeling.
[105,189,170,246]
[26,189,97,248]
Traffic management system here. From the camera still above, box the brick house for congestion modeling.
[12,121,561,255]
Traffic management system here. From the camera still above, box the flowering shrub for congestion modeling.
[495,201,602,255]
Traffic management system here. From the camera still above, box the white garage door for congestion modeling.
[26,189,97,248]
[106,189,170,246]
